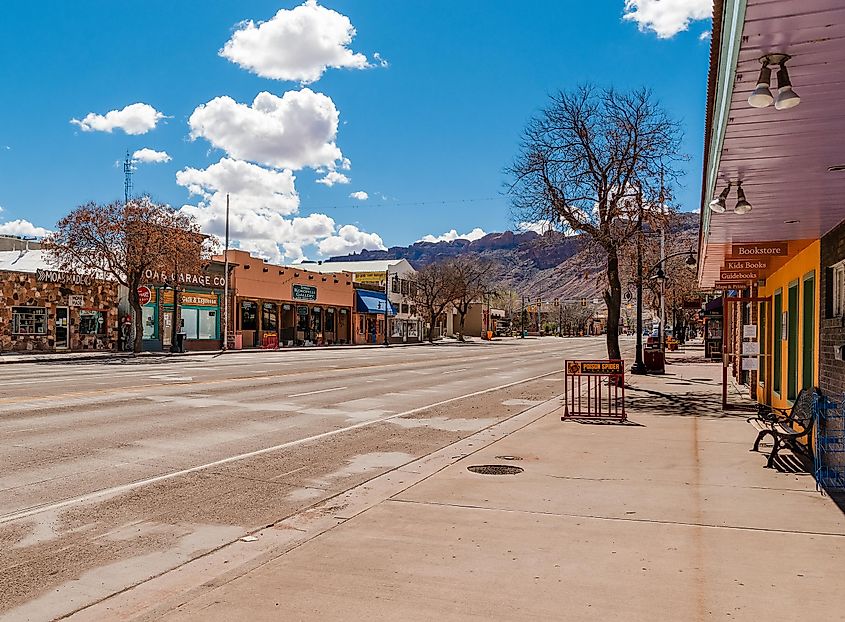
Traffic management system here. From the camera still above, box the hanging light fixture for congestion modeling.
[685,252,697,268]
[774,59,801,110]
[734,182,752,215]
[748,59,774,108]
[708,182,731,213]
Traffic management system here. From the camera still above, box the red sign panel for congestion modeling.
[137,286,152,306]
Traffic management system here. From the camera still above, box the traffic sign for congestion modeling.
[137,286,152,306]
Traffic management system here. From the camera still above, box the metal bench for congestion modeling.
[748,388,816,468]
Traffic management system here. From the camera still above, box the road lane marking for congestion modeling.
[287,386,348,398]
[0,369,564,526]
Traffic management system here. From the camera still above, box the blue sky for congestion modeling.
[0,0,712,262]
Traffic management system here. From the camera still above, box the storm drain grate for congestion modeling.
[467,465,524,475]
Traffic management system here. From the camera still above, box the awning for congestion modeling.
[355,290,396,315]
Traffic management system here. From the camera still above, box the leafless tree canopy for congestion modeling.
[43,197,213,353]
[450,257,491,341]
[407,261,459,343]
[508,85,684,360]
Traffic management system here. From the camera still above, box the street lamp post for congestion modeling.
[383,270,390,347]
[631,221,647,374]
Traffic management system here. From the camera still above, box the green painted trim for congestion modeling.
[702,0,748,234]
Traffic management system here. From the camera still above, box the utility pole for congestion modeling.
[659,226,666,352]
[383,270,390,346]
[222,193,230,352]
[631,214,646,374]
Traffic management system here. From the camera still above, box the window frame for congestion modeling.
[832,260,845,317]
[11,306,48,335]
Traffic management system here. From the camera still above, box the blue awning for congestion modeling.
[355,290,396,315]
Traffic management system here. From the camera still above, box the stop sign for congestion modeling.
[137,286,152,306]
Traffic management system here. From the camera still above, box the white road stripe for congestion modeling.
[287,386,348,398]
[0,368,563,525]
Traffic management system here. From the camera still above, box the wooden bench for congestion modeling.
[748,388,816,468]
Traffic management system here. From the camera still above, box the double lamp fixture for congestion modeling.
[709,181,752,215]
[748,53,800,110]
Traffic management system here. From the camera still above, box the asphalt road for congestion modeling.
[0,336,618,621]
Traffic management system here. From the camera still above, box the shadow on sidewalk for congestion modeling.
[625,385,747,419]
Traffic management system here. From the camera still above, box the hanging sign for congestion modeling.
[566,360,624,375]
[741,356,759,371]
[353,271,387,285]
[719,270,760,281]
[724,259,769,271]
[742,324,757,339]
[730,242,788,257]
[742,341,760,355]
[292,284,317,301]
[715,281,749,289]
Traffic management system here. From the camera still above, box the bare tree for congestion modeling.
[43,197,213,353]
[408,262,459,343]
[450,257,491,341]
[560,303,594,337]
[509,86,683,362]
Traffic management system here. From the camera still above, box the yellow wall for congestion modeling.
[758,241,820,409]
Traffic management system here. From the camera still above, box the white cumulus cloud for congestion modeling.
[349,191,368,201]
[419,227,487,243]
[0,219,51,237]
[178,158,382,263]
[622,0,711,38]
[318,224,385,257]
[132,148,172,164]
[71,103,165,135]
[188,89,343,170]
[316,171,350,187]
[220,0,372,84]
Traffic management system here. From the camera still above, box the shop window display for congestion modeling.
[12,307,47,335]
[79,310,106,335]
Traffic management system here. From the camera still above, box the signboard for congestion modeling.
[292,284,317,301]
[180,292,218,307]
[143,268,226,289]
[36,268,93,286]
[742,324,757,339]
[68,295,84,307]
[683,299,702,309]
[720,270,761,281]
[730,242,788,257]
[297,305,309,316]
[741,356,759,371]
[742,341,760,355]
[137,286,152,306]
[566,360,624,375]
[724,259,769,271]
[714,281,749,289]
[781,311,788,341]
[353,271,387,285]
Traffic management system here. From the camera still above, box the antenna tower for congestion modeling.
[123,150,134,204]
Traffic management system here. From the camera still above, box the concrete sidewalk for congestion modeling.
[85,347,845,621]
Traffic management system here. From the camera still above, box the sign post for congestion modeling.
[562,360,626,422]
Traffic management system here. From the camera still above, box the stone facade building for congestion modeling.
[0,249,118,353]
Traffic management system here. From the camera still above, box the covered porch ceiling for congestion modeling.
[699,0,845,288]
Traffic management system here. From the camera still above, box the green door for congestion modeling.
[773,291,782,395]
[802,275,815,390]
[787,283,799,401]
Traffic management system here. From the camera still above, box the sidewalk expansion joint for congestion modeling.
[387,498,845,538]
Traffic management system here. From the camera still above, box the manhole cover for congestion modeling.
[467,465,524,475]
[495,455,522,461]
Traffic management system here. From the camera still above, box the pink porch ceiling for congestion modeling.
[701,0,845,287]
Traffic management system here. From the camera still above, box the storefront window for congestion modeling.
[297,306,309,331]
[12,307,47,334]
[142,306,157,339]
[325,308,335,332]
[79,310,106,335]
[312,307,322,332]
[241,301,258,330]
[181,308,199,339]
[199,310,217,339]
[262,303,278,331]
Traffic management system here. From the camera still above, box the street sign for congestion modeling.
[137,286,152,306]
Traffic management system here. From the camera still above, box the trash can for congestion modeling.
[644,348,665,374]
[175,332,187,353]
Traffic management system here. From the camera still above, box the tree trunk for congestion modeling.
[603,247,622,362]
[129,276,143,354]
[170,286,181,353]
[457,311,466,341]
[427,307,436,343]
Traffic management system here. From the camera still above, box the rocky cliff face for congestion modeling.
[329,213,699,302]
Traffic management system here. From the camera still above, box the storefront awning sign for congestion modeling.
[292,284,317,301]
[730,242,788,257]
